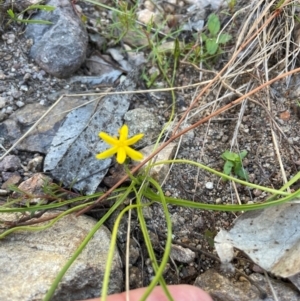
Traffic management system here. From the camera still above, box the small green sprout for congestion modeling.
[6,4,55,25]
[96,124,144,164]
[221,150,249,181]
[201,13,232,56]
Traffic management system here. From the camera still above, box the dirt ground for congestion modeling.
[1,0,300,294]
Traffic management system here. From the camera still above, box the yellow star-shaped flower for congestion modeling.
[96,125,144,164]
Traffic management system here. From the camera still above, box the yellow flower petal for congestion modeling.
[119,125,128,142]
[99,132,119,146]
[126,133,144,146]
[125,146,143,161]
[116,147,126,164]
[96,125,144,164]
[95,146,118,159]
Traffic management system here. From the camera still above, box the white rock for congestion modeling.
[137,9,160,25]
[20,84,29,91]
[5,106,13,114]
[16,100,25,108]
[106,48,124,61]
[170,244,196,263]
[144,0,155,11]
[205,182,214,189]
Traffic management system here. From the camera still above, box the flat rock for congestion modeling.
[25,0,88,78]
[194,269,300,301]
[1,95,94,153]
[44,69,140,193]
[0,212,123,301]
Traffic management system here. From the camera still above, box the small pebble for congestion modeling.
[205,182,214,190]
[0,112,7,121]
[16,101,25,108]
[0,189,9,196]
[5,106,14,114]
[165,191,171,197]
[12,91,22,99]
[253,189,262,197]
[215,198,222,204]
[0,97,6,109]
[6,33,16,44]
[20,85,29,91]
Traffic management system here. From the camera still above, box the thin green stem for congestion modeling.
[0,202,90,239]
[43,185,133,301]
[144,187,300,212]
[137,178,174,301]
[101,202,140,301]
[151,159,290,196]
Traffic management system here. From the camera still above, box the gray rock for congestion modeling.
[0,112,7,122]
[2,95,95,153]
[2,171,18,182]
[194,269,300,301]
[15,100,25,108]
[0,119,22,146]
[124,108,161,147]
[44,69,140,194]
[25,0,88,78]
[170,244,196,263]
[0,155,21,171]
[0,213,123,301]
[0,96,6,108]
[129,239,140,265]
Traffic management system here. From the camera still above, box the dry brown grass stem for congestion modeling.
[172,0,287,137]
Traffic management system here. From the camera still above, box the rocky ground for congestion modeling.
[1,0,300,300]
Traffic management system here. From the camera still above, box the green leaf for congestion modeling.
[207,13,220,36]
[17,19,53,24]
[204,229,217,247]
[221,150,237,162]
[201,33,208,41]
[7,9,15,19]
[234,161,249,181]
[223,160,234,175]
[236,167,249,181]
[239,150,248,160]
[206,38,218,55]
[25,5,55,12]
[218,33,232,44]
